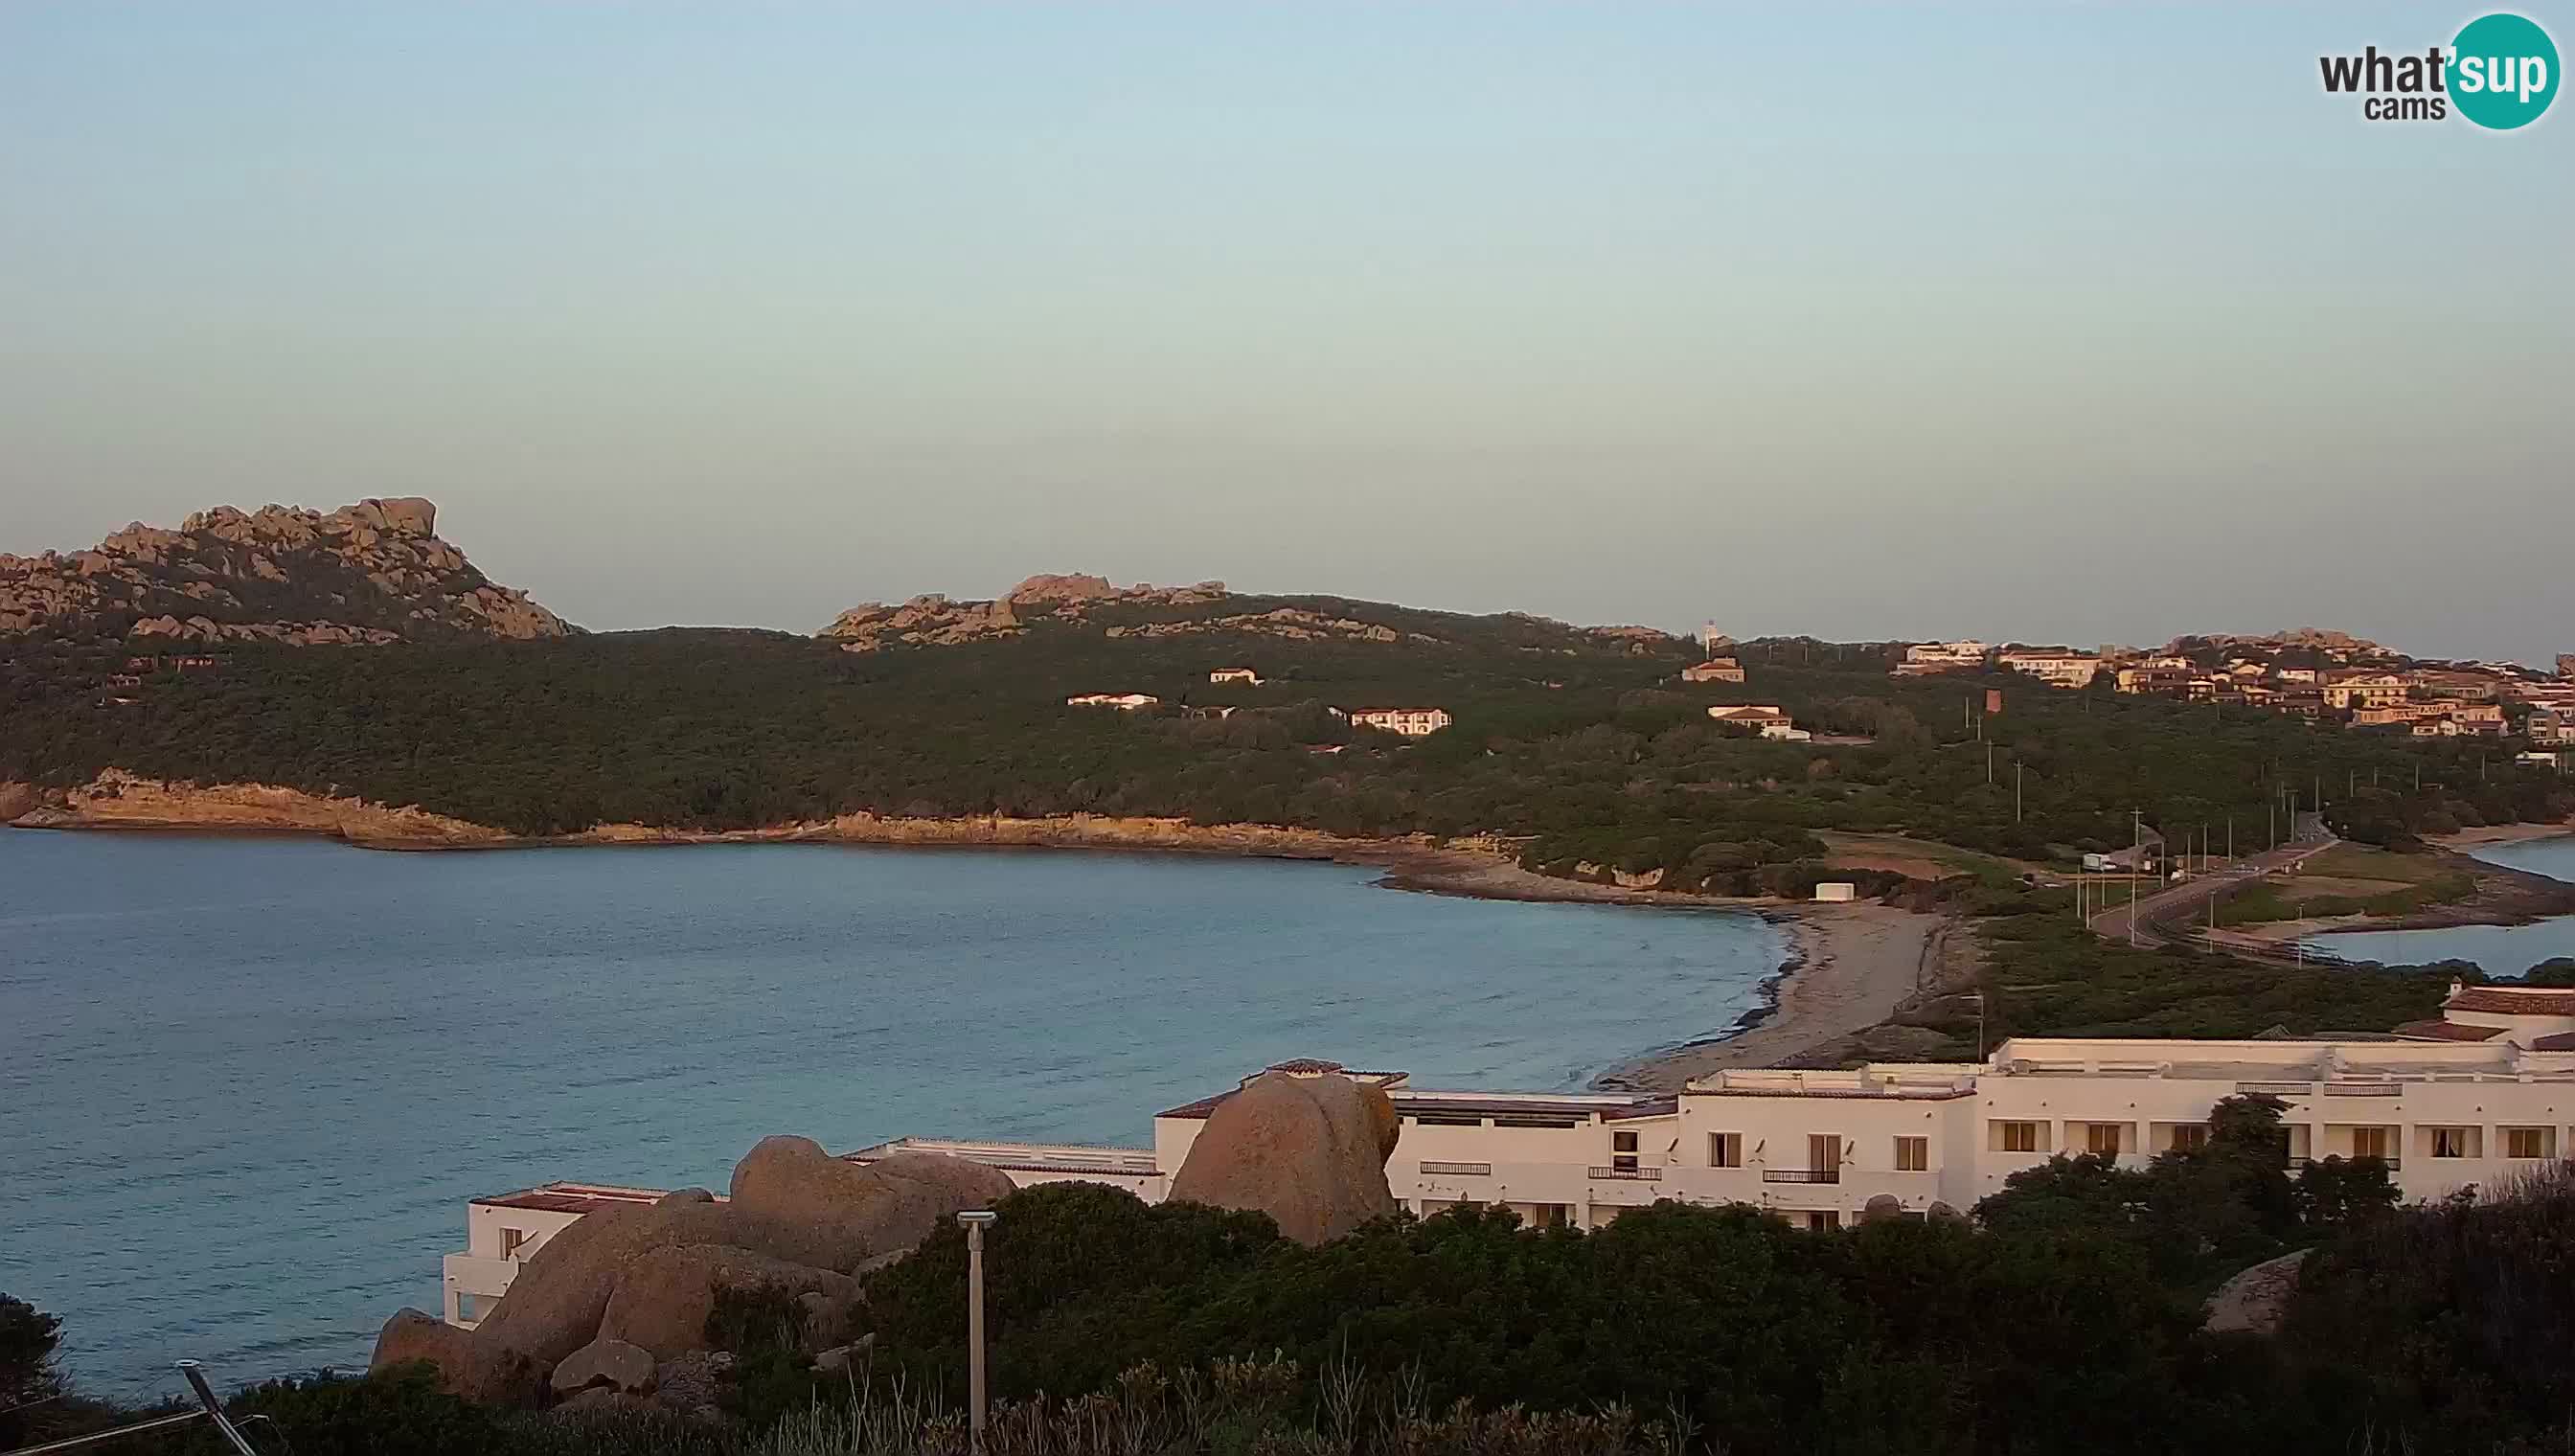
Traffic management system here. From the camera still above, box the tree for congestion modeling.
[0,1295,63,1446]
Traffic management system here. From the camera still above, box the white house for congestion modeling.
[1066,693,1159,711]
[1209,669,1262,686]
[1349,707,1451,737]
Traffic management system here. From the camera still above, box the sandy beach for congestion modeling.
[2427,818,2575,851]
[1595,901,1962,1092]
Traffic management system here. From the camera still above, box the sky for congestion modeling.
[3,4,2568,662]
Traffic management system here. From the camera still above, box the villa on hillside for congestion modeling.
[1681,657,1746,684]
[442,983,2575,1325]
[1349,707,1451,737]
[1708,704,1810,741]
[1894,641,1990,676]
[1066,693,1160,711]
[1995,649,2102,690]
[1209,668,1262,686]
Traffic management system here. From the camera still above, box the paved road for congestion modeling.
[2086,813,2336,949]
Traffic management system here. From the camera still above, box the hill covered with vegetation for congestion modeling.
[3,596,2564,896]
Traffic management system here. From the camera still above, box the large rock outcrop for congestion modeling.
[549,1337,656,1398]
[0,497,573,644]
[464,1190,736,1374]
[726,1137,1016,1273]
[595,1243,858,1359]
[818,577,1228,650]
[369,1142,1009,1405]
[1165,1070,1400,1245]
[2203,1248,2311,1335]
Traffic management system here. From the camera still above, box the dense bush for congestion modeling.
[2290,1164,2575,1449]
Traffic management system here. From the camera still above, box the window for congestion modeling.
[1894,1136,1928,1172]
[1531,1203,1570,1230]
[2431,1127,2471,1159]
[2507,1127,2547,1160]
[2351,1126,2388,1161]
[1810,1134,1842,1180]
[500,1227,532,1259]
[1612,1130,1638,1152]
[454,1292,487,1324]
[1709,1132,1743,1169]
[2170,1125,2209,1154]
[1804,1211,1841,1232]
[2085,1123,2125,1156]
[1997,1121,2039,1154]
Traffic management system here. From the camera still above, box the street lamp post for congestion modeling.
[958,1210,998,1448]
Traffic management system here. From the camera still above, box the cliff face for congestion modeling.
[0,497,575,645]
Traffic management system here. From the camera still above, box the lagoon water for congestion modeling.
[0,831,1781,1400]
[2311,834,2575,973]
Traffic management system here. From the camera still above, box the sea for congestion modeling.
[2310,834,2575,973]
[0,830,1784,1401]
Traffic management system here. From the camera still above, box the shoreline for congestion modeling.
[2427,818,2575,852]
[5,773,1876,1088]
[1591,902,1961,1093]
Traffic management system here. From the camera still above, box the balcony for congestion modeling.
[2322,1082,2403,1097]
[1418,1160,1493,1176]
[1760,1169,1843,1184]
[2235,1081,2313,1096]
[2290,1156,2400,1172]
[1586,1165,1663,1181]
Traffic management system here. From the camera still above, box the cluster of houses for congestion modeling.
[1066,670,1452,738]
[1896,639,2575,744]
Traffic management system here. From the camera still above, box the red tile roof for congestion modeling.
[2392,1018,2507,1042]
[2448,987,2575,1015]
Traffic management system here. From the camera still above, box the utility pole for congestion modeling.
[958,1210,998,1448]
[2129,809,2141,947]
[2016,761,2024,822]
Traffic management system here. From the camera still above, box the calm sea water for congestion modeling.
[2310,834,2575,972]
[0,831,1781,1401]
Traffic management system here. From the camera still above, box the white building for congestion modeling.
[1996,650,2102,690]
[1349,707,1451,737]
[1209,669,1262,686]
[445,988,2575,1325]
[1066,693,1159,711]
[1894,641,1991,676]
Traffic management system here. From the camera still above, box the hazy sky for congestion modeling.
[4,5,2568,661]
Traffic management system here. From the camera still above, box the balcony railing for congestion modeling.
[2236,1081,2313,1096]
[1760,1169,1843,1184]
[1418,1160,1493,1176]
[1586,1165,1663,1180]
[2323,1082,2403,1097]
[2290,1156,2401,1171]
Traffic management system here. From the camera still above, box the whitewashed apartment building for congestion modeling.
[442,984,2575,1325]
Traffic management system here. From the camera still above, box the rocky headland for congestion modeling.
[0,496,573,645]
